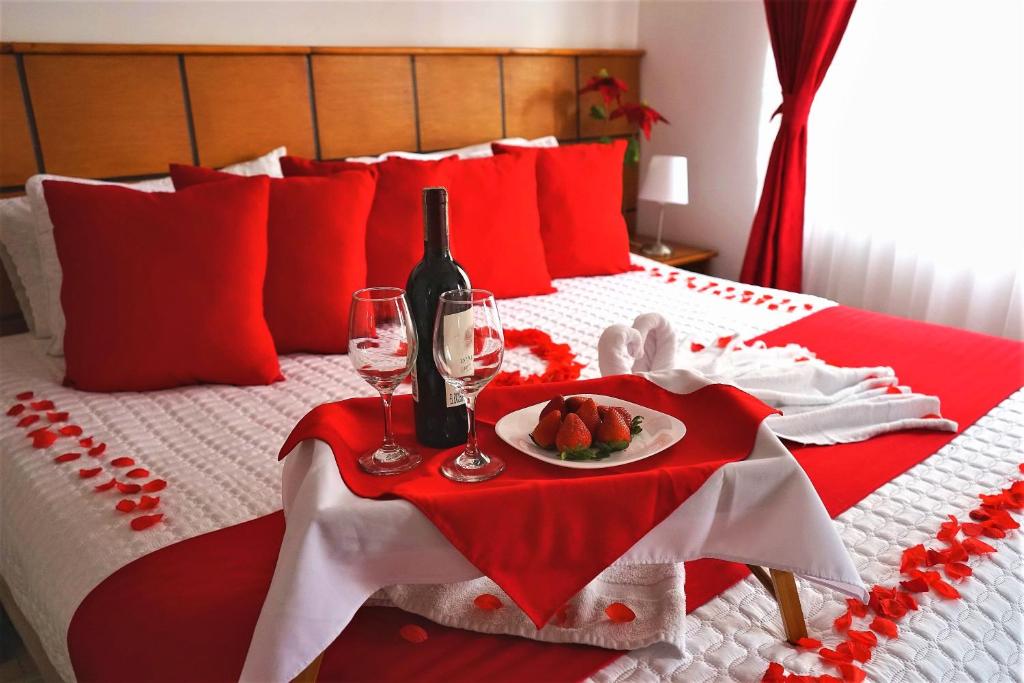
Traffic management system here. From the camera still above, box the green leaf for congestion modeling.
[629,415,644,436]
[596,440,629,453]
[589,104,607,120]
[626,137,641,165]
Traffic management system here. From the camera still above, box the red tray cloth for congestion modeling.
[240,372,866,682]
[67,307,1023,683]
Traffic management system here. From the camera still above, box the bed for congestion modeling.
[0,41,1021,683]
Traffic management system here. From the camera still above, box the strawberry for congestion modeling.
[555,413,592,454]
[564,396,588,414]
[530,410,562,449]
[540,395,565,418]
[595,410,631,451]
[575,398,600,434]
[611,406,632,424]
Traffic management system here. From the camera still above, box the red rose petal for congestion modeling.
[142,479,167,493]
[28,426,51,438]
[963,537,996,555]
[846,599,868,618]
[126,468,150,479]
[88,443,107,457]
[7,404,25,416]
[690,342,705,353]
[55,452,80,463]
[847,629,878,647]
[46,411,69,423]
[33,430,58,449]
[944,562,973,580]
[16,391,34,400]
[795,637,822,649]
[398,624,427,644]
[131,514,165,531]
[116,499,137,513]
[838,662,867,683]
[961,522,985,537]
[94,478,118,492]
[900,544,928,573]
[139,495,160,510]
[895,591,918,612]
[804,303,813,310]
[604,602,636,623]
[899,578,929,593]
[78,467,102,479]
[833,610,852,631]
[931,578,961,599]
[110,457,135,467]
[17,414,40,427]
[716,335,735,349]
[473,593,503,611]
[869,616,898,638]
[59,424,83,436]
[116,482,142,494]
[819,647,853,664]
[79,437,94,448]
[761,662,785,683]
[30,400,54,411]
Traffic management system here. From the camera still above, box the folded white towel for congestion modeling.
[598,314,958,445]
[367,563,686,652]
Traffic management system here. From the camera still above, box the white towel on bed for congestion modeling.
[598,313,958,445]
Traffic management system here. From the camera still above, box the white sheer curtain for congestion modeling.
[798,0,1023,339]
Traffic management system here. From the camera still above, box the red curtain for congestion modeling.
[740,0,856,291]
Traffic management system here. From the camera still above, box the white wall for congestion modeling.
[637,0,767,280]
[0,1,639,49]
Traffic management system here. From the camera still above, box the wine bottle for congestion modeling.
[406,187,470,447]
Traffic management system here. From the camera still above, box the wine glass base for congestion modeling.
[440,452,505,483]
[358,446,422,476]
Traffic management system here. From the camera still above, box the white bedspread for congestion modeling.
[1,256,1019,682]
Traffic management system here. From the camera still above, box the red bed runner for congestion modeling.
[279,374,776,627]
[67,306,1023,682]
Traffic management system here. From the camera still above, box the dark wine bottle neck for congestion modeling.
[422,186,451,258]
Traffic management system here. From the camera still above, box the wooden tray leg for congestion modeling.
[292,652,325,683]
[769,569,808,644]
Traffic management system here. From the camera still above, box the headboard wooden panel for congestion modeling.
[0,42,643,333]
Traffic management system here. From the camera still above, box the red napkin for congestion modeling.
[280,374,777,628]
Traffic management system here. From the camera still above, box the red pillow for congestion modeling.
[492,140,632,278]
[43,177,281,392]
[281,155,554,298]
[170,164,376,354]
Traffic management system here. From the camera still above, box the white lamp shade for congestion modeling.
[639,155,688,205]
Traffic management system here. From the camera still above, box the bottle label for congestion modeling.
[442,309,473,408]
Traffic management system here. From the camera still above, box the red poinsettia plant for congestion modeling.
[579,68,669,163]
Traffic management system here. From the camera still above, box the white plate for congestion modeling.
[494,393,686,469]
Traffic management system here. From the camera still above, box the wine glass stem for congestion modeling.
[463,392,484,466]
[380,390,397,451]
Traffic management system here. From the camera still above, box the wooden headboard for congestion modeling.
[0,42,644,333]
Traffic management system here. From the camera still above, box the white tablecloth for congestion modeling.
[240,370,867,682]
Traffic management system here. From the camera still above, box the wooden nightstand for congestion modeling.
[629,238,718,274]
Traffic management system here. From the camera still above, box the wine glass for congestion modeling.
[348,287,421,475]
[432,289,505,482]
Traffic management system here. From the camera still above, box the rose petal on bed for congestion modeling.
[604,602,635,623]
[898,577,929,593]
[17,414,40,427]
[79,437,94,448]
[139,495,160,510]
[961,522,985,537]
[690,342,705,353]
[885,385,903,395]
[473,594,502,611]
[88,443,107,457]
[985,509,1020,531]
[116,499,138,513]
[981,525,1006,539]
[760,662,785,682]
[837,662,867,683]
[33,430,58,449]
[7,404,25,416]
[94,478,117,492]
[141,479,167,493]
[847,629,878,648]
[963,537,996,555]
[398,624,428,643]
[46,411,69,423]
[110,457,135,467]
[125,468,150,479]
[30,400,55,411]
[28,426,52,438]
[833,610,852,631]
[878,599,907,619]
[78,467,102,479]
[130,514,164,531]
[894,591,918,612]
[931,578,961,599]
[900,544,928,573]
[936,515,960,542]
[818,647,853,664]
[54,452,80,463]
[16,391,34,401]
[846,599,868,618]
[116,482,142,494]
[869,616,898,638]
[59,424,83,437]
[804,303,813,310]
[715,335,734,349]
[795,637,822,649]
[837,640,871,663]
[943,562,972,580]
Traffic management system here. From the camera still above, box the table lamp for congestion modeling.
[638,155,688,257]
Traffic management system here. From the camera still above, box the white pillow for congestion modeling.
[346,135,559,164]
[0,195,51,337]
[27,146,287,356]
[0,239,35,333]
